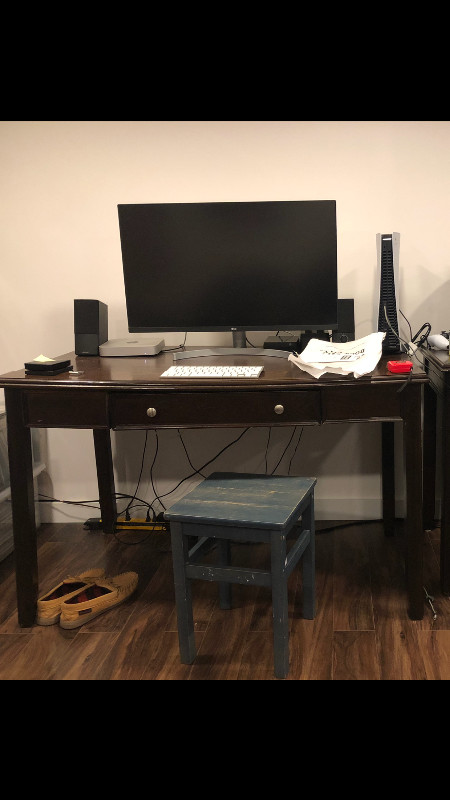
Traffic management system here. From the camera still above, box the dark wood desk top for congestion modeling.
[0,349,429,391]
[422,347,450,372]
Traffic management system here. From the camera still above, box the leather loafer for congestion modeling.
[37,568,106,626]
[59,571,138,629]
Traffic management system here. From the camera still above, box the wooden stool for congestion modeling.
[164,472,317,679]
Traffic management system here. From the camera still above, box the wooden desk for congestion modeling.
[0,349,429,625]
[422,348,450,594]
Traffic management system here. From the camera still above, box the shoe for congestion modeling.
[37,568,106,626]
[59,571,138,629]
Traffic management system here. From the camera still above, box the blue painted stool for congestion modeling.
[164,472,317,679]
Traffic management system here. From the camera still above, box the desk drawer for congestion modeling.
[25,390,109,427]
[323,385,402,421]
[110,390,321,428]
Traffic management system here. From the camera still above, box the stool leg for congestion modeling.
[302,495,316,619]
[170,521,196,663]
[270,532,289,679]
[217,539,232,609]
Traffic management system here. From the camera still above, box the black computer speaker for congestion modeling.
[74,299,108,356]
[331,299,355,343]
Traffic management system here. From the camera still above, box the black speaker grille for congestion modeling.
[74,299,101,333]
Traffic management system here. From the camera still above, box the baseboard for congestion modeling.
[40,496,410,524]
[315,497,412,520]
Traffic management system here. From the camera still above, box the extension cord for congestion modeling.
[84,516,169,532]
[116,517,169,532]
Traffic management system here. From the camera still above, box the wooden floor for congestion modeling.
[0,519,450,680]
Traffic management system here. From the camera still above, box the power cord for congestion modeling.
[162,332,188,353]
[400,309,431,352]
[382,306,438,392]
[395,308,444,386]
[146,427,252,519]
[411,322,431,349]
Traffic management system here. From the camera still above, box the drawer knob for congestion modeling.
[274,404,284,415]
[146,407,157,418]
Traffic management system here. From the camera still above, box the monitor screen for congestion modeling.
[117,200,338,341]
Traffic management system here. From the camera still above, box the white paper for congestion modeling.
[32,354,56,363]
[288,332,385,379]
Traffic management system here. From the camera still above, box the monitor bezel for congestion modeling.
[117,199,339,336]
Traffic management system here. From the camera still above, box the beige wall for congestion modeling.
[1,120,448,521]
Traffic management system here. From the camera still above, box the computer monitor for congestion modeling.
[117,200,338,358]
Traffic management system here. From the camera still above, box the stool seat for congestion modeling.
[165,472,317,679]
[164,472,316,530]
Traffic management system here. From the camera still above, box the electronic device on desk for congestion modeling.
[376,233,401,355]
[25,357,73,375]
[428,333,450,350]
[264,299,355,353]
[263,335,301,352]
[99,336,164,356]
[332,299,355,343]
[116,200,339,362]
[388,360,413,373]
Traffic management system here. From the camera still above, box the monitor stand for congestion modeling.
[173,330,290,361]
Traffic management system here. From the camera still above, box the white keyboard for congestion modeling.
[161,365,264,378]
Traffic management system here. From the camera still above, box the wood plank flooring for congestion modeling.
[0,519,449,680]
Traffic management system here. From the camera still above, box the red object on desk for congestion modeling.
[387,360,413,373]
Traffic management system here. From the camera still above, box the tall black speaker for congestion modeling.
[332,299,355,343]
[377,232,401,354]
[74,299,108,356]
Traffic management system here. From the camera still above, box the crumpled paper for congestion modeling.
[288,332,386,379]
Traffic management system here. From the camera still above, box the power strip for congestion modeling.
[84,516,169,532]
[116,517,169,532]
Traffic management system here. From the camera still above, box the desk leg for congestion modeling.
[423,382,437,531]
[4,389,38,627]
[441,382,450,595]
[402,384,424,620]
[93,429,117,534]
[382,421,395,536]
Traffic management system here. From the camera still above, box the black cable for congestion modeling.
[396,309,443,385]
[38,490,157,521]
[396,365,414,394]
[315,519,383,534]
[122,430,149,519]
[411,322,431,348]
[399,308,413,343]
[398,308,431,350]
[383,305,410,353]
[147,427,251,516]
[288,427,304,474]
[270,426,298,475]
[383,306,426,393]
[115,492,153,514]
[265,427,272,473]
[163,332,187,353]
[38,493,102,510]
[149,430,164,512]
[177,429,206,478]
[40,427,250,532]
[140,426,253,534]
